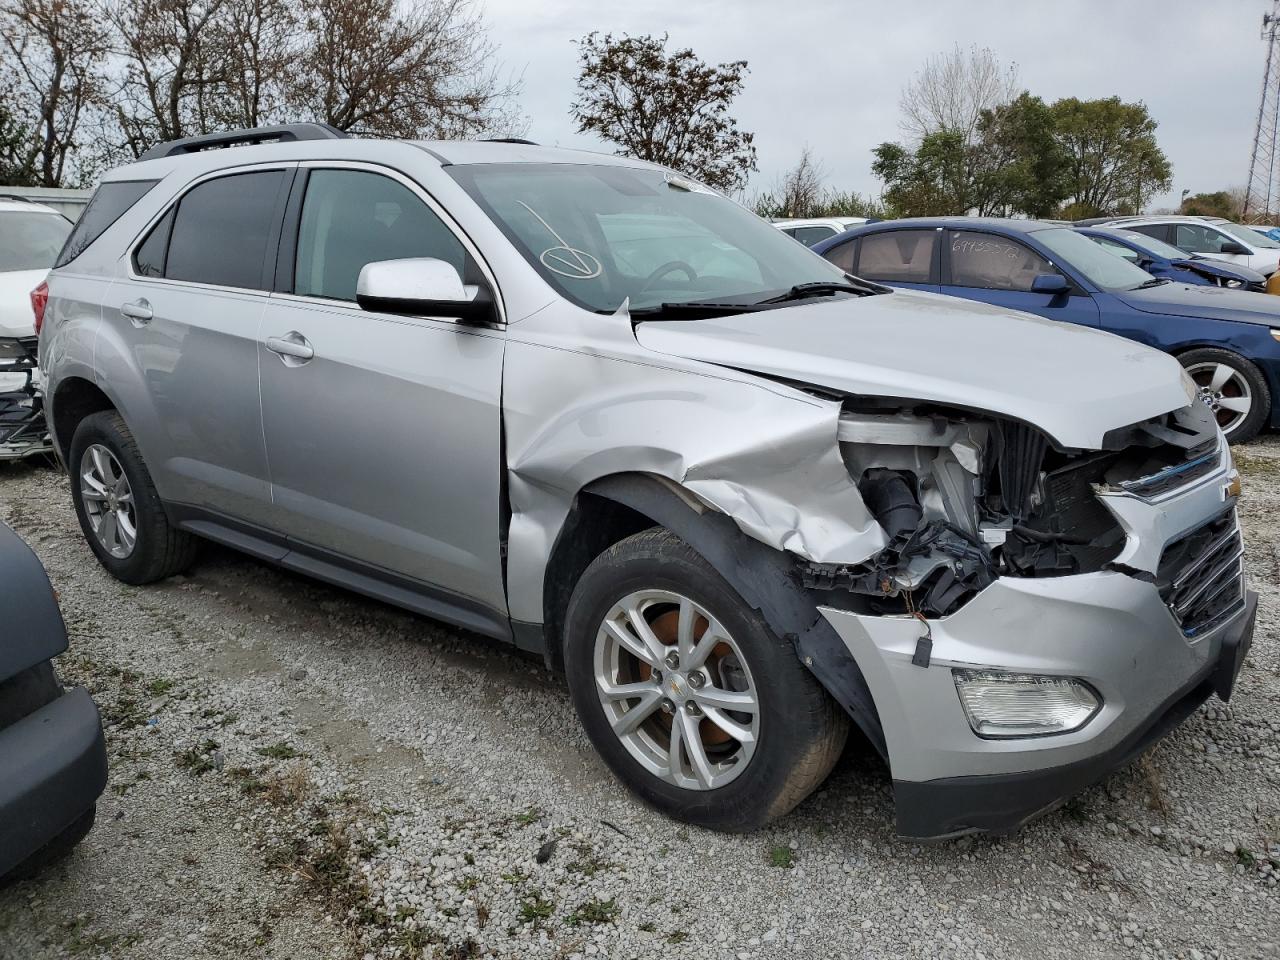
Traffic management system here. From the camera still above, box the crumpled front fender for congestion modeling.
[501,318,886,627]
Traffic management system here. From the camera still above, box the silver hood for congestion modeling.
[634,289,1191,449]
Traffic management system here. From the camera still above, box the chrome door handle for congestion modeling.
[121,299,152,325]
[265,332,314,365]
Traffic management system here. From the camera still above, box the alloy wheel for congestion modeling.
[80,443,137,558]
[1186,361,1253,435]
[594,589,759,791]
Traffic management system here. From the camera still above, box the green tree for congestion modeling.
[871,130,969,217]
[970,93,1068,218]
[1050,97,1172,217]
[571,32,756,193]
[1180,190,1240,219]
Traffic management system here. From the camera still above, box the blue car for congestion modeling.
[1076,226,1268,293]
[812,217,1280,441]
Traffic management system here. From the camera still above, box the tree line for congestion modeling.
[0,0,521,186]
[761,47,1176,221]
[0,21,1209,220]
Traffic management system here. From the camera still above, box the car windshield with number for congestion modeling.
[447,163,847,313]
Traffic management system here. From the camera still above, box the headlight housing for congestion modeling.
[953,670,1101,738]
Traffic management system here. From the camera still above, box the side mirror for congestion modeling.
[355,258,497,324]
[1030,273,1070,295]
[1220,241,1251,256]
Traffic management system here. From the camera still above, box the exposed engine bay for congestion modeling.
[802,397,1222,620]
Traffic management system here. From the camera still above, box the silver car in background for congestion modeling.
[37,125,1256,837]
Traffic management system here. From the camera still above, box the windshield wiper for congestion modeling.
[1130,277,1171,290]
[629,301,768,321]
[755,280,880,304]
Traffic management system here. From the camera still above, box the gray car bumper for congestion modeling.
[818,572,1256,839]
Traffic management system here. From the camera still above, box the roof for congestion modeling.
[0,196,63,217]
[850,216,1060,234]
[100,134,664,185]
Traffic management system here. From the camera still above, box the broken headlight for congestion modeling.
[952,670,1100,738]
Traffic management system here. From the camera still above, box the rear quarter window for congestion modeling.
[54,180,158,268]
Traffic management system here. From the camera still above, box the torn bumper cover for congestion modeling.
[820,563,1256,840]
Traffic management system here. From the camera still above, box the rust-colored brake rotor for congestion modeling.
[641,609,733,747]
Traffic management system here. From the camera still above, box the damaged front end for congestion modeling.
[803,397,1226,626]
[0,337,53,462]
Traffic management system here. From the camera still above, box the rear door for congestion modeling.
[103,165,292,526]
[940,229,1100,327]
[845,228,941,292]
[257,163,508,624]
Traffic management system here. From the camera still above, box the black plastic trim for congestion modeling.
[138,123,348,161]
[166,504,512,642]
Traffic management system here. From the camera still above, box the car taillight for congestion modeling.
[31,281,49,335]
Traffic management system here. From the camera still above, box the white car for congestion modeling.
[1102,215,1280,277]
[0,197,69,456]
[773,217,869,246]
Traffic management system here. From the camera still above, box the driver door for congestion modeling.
[258,164,508,624]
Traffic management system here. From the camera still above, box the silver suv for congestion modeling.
[38,125,1256,837]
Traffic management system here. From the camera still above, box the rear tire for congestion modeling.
[69,411,198,584]
[563,527,848,831]
[1178,348,1270,443]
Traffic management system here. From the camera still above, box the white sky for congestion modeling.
[483,0,1271,209]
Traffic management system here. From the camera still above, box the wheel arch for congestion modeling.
[49,377,116,465]
[539,471,886,757]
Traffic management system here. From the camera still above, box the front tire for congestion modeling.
[1179,348,1271,443]
[563,528,848,831]
[69,411,198,584]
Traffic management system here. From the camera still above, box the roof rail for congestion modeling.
[139,123,349,161]
[0,193,35,203]
[480,138,538,145]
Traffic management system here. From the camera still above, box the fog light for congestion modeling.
[953,670,1100,738]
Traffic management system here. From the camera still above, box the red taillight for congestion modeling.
[31,281,49,335]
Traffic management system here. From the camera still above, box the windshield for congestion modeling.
[1035,227,1156,290]
[1219,221,1280,249]
[447,163,847,312]
[1108,230,1193,262]
[0,211,72,272]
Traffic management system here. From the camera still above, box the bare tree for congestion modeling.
[772,147,825,217]
[899,44,1019,146]
[571,32,756,193]
[0,0,108,185]
[106,0,233,157]
[285,0,521,139]
[205,0,297,129]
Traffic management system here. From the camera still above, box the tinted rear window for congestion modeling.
[0,211,72,271]
[165,171,285,289]
[54,180,157,267]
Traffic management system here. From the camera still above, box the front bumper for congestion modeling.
[821,588,1255,839]
[0,687,108,877]
[818,447,1254,839]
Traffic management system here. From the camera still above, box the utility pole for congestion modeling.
[1244,1,1280,222]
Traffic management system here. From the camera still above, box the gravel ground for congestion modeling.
[0,439,1278,960]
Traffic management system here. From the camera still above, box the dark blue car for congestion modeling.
[1075,226,1268,293]
[812,218,1280,441]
